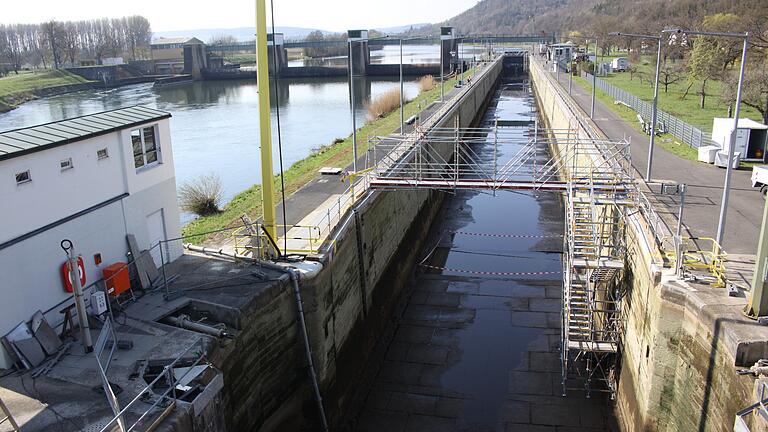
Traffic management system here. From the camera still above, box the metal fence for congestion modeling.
[583,72,716,149]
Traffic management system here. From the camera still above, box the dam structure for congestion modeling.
[3,45,768,432]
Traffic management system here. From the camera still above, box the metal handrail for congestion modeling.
[99,338,207,432]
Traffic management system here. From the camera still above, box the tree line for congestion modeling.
[0,16,152,73]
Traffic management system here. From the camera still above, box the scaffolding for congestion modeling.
[365,122,634,398]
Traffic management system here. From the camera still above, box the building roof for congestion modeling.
[151,37,204,46]
[0,106,171,161]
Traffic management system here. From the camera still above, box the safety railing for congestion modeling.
[735,380,768,432]
[677,236,728,287]
[99,338,207,432]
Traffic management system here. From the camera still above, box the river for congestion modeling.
[0,45,491,224]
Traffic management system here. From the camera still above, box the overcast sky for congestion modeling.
[2,0,478,32]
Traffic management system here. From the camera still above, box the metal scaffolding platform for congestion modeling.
[365,122,634,398]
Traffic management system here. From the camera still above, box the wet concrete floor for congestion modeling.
[354,82,617,431]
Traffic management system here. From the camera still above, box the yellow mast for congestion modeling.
[255,0,277,250]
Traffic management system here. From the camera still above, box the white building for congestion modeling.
[0,106,182,368]
[611,57,629,71]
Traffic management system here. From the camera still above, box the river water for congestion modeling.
[353,77,617,431]
[0,44,488,224]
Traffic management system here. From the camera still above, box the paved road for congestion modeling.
[553,72,761,254]
[271,82,466,246]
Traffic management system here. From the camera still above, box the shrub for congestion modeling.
[179,173,223,216]
[418,75,435,92]
[365,88,402,121]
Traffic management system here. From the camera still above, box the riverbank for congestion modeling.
[182,74,466,239]
[0,70,95,113]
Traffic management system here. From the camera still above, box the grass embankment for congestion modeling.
[582,53,762,131]
[574,74,705,162]
[0,70,92,112]
[182,71,469,239]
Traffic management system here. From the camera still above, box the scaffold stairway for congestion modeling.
[562,180,625,398]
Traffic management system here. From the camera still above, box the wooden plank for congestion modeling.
[126,234,151,290]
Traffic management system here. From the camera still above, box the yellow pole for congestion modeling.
[255,0,277,247]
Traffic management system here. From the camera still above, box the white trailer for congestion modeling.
[752,166,768,198]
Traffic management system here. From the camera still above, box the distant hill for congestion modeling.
[153,26,331,42]
[409,0,755,37]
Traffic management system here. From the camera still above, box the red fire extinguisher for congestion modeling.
[61,256,86,293]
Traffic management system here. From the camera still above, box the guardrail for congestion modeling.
[735,380,768,431]
[99,338,207,432]
[583,72,716,149]
[679,236,727,287]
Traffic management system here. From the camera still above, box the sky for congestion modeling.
[1,0,479,32]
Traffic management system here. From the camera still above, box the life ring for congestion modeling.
[61,256,86,293]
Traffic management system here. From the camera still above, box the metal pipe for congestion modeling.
[400,38,404,133]
[165,315,232,339]
[646,36,662,181]
[716,33,749,245]
[591,37,597,119]
[61,240,93,353]
[440,40,444,101]
[287,268,329,431]
[348,40,358,172]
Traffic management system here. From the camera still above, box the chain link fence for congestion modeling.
[584,72,716,149]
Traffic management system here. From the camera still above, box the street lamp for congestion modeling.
[570,35,599,119]
[348,32,389,172]
[610,32,662,181]
[661,29,749,246]
[398,35,433,133]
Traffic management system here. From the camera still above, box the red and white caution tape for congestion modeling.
[419,263,561,276]
[447,230,562,239]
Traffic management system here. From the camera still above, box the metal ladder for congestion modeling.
[0,396,20,432]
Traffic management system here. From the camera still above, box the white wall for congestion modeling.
[0,133,126,243]
[0,117,182,369]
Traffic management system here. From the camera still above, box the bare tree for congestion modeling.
[658,64,683,93]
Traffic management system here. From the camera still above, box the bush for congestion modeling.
[418,75,435,92]
[365,88,402,121]
[179,173,223,216]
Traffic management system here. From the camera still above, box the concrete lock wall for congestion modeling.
[529,56,764,431]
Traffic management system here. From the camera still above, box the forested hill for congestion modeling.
[409,0,767,42]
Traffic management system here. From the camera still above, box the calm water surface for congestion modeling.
[0,76,420,222]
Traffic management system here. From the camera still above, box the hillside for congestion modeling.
[410,0,766,39]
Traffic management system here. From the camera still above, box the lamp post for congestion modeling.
[661,29,749,246]
[348,32,389,172]
[610,32,662,181]
[398,36,432,133]
[591,37,597,119]
[570,35,599,119]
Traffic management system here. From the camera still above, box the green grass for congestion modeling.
[182,71,471,240]
[573,75,699,162]
[0,69,92,111]
[0,70,90,97]
[586,53,762,132]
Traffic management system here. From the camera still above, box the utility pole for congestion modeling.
[255,0,277,247]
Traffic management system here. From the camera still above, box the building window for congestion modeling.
[132,126,160,169]
[60,158,73,171]
[15,170,31,185]
[97,148,109,159]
